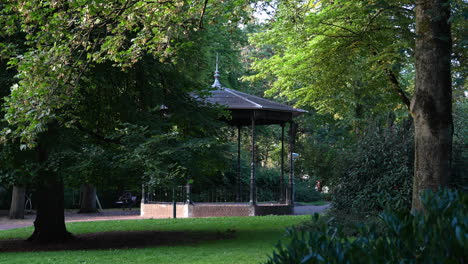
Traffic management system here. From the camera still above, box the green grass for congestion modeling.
[0,215,309,264]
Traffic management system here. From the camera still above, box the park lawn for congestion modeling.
[0,215,309,264]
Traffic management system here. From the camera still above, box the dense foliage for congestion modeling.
[0,0,254,208]
[265,189,467,264]
[333,123,414,213]
[293,111,350,187]
[0,0,252,146]
[329,100,467,214]
[451,99,468,191]
[247,0,415,121]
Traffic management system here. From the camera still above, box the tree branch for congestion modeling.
[198,0,209,29]
[364,8,385,32]
[319,22,357,35]
[315,33,355,38]
[367,46,411,110]
[386,69,411,109]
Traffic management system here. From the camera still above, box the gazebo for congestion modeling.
[206,62,307,206]
[140,61,307,218]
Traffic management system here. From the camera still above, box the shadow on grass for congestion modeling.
[0,230,236,252]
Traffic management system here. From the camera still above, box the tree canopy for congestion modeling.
[246,0,465,127]
[0,0,254,242]
[0,0,252,147]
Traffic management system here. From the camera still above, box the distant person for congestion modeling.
[315,181,322,193]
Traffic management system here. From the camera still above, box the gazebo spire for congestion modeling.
[211,54,222,89]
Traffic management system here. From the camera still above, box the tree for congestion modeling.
[246,0,415,126]
[411,0,453,211]
[0,51,29,219]
[247,0,459,211]
[0,0,253,242]
[9,186,25,219]
[78,184,97,213]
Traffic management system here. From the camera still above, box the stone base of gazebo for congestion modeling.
[141,202,293,218]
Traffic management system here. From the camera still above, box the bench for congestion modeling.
[116,192,137,210]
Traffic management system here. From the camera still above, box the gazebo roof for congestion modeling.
[202,58,307,126]
[205,88,307,115]
[205,88,307,126]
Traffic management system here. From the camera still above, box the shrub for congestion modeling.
[265,189,467,264]
[295,181,322,202]
[332,102,467,214]
[333,124,413,213]
[246,167,322,203]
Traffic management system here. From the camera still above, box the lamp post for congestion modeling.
[290,152,299,205]
[250,113,257,205]
[185,179,193,205]
[287,121,298,206]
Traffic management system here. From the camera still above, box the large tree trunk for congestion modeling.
[9,186,25,219]
[78,183,97,213]
[28,177,72,242]
[28,133,72,243]
[410,0,453,211]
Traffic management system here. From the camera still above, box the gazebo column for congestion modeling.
[236,125,241,202]
[286,121,297,206]
[280,123,285,203]
[250,113,257,205]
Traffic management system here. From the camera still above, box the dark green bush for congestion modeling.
[246,167,322,203]
[332,102,467,214]
[295,181,322,202]
[333,124,413,213]
[265,189,467,264]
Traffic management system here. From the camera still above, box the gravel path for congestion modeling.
[0,204,331,231]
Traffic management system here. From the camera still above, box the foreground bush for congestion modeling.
[266,189,467,264]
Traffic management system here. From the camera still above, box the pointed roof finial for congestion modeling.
[212,53,222,89]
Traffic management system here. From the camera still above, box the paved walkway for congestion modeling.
[0,210,141,231]
[0,204,331,231]
[293,203,331,215]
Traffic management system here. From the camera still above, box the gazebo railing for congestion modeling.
[191,187,250,203]
[145,186,188,203]
[257,186,283,203]
[144,185,283,204]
